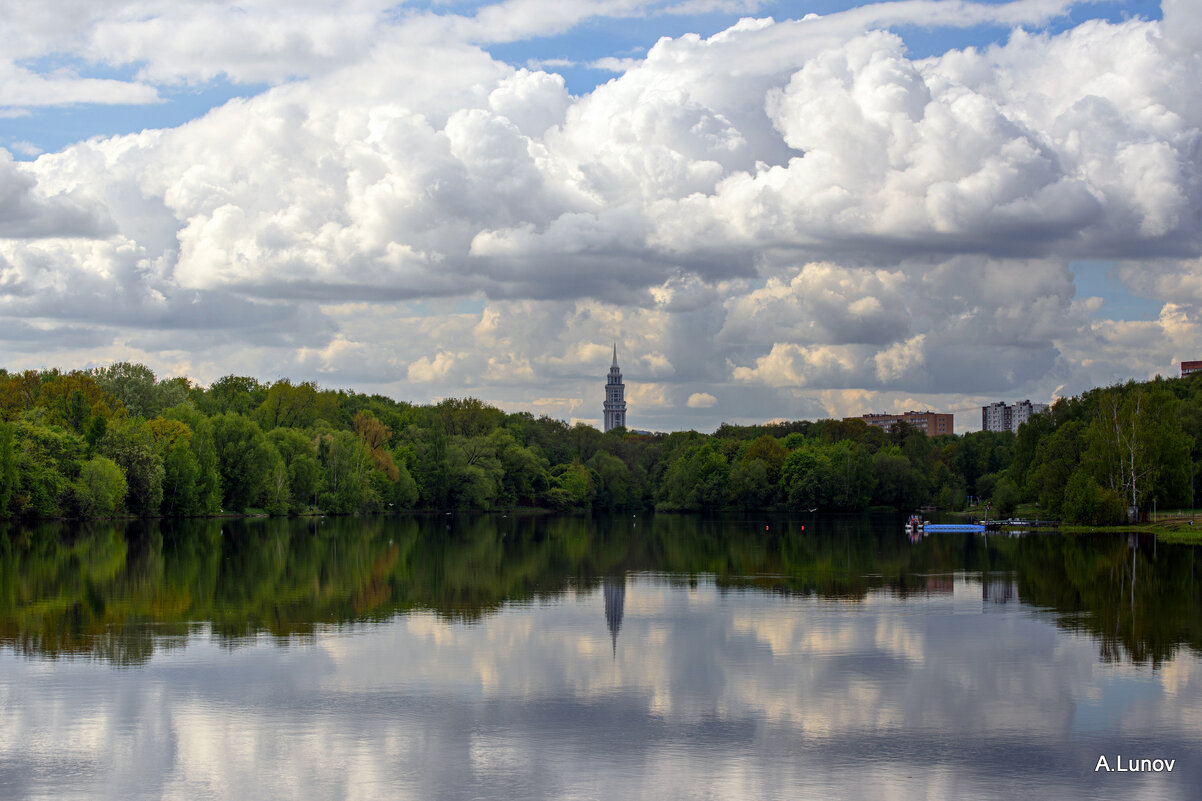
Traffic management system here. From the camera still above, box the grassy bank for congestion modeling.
[1055,511,1202,543]
[950,503,1202,543]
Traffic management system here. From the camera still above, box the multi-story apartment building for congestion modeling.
[982,401,1010,432]
[981,400,1049,433]
[854,411,953,436]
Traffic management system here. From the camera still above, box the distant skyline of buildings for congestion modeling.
[599,351,1197,436]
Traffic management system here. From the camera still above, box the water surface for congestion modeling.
[1,514,1199,799]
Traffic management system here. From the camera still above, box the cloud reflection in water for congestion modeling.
[2,572,1199,800]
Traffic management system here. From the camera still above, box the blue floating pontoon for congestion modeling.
[921,523,986,533]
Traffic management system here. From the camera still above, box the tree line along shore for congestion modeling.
[0,363,1198,524]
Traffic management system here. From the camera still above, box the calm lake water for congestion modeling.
[1,513,1199,800]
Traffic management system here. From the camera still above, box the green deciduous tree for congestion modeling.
[263,448,291,515]
[1082,388,1193,519]
[97,420,164,516]
[255,379,332,430]
[211,413,278,512]
[587,450,631,508]
[430,397,506,437]
[74,456,127,517]
[822,440,875,509]
[1027,420,1085,516]
[992,477,1021,518]
[415,426,452,509]
[163,406,222,515]
[34,372,118,432]
[91,362,159,419]
[872,446,924,510]
[202,375,267,417]
[385,460,419,509]
[268,428,322,512]
[781,443,824,510]
[728,459,771,510]
[0,422,18,515]
[317,429,373,513]
[161,443,203,516]
[448,435,504,509]
[657,442,729,511]
[491,428,548,505]
[0,370,44,421]
[740,435,787,484]
[11,420,86,517]
[1061,469,1125,525]
[546,461,594,510]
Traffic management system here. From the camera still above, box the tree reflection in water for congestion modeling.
[0,514,1198,666]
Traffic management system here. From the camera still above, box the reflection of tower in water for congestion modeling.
[603,575,626,657]
[982,578,1019,604]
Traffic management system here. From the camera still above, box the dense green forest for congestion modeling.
[0,363,1199,522]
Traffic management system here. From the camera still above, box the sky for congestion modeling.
[0,0,1198,433]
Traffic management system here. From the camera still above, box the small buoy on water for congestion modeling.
[801,525,805,531]
[765,525,769,531]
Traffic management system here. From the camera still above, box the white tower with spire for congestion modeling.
[603,344,627,432]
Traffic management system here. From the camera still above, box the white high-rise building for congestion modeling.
[981,400,1048,433]
[1010,400,1048,430]
[982,402,1010,432]
[603,345,627,432]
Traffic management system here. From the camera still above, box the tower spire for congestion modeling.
[603,344,627,432]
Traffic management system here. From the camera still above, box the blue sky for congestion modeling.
[1,0,1198,431]
[1069,261,1161,322]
